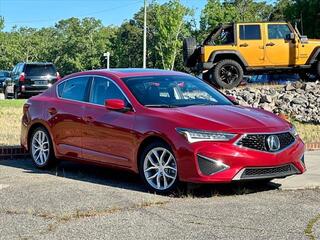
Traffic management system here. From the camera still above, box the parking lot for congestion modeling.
[0,152,319,240]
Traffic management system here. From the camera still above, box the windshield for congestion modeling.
[122,75,232,108]
[25,64,56,76]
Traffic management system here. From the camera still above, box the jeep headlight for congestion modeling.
[176,128,236,143]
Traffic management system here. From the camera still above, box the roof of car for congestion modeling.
[18,62,54,65]
[76,68,189,78]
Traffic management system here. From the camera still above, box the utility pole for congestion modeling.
[143,0,147,68]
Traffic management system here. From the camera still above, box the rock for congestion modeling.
[285,83,296,91]
[260,94,273,103]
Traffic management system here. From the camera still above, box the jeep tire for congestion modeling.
[211,59,244,89]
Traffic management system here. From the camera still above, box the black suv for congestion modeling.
[4,62,60,99]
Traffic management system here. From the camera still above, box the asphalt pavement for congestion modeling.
[0,151,319,240]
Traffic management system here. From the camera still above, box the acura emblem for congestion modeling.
[267,135,280,152]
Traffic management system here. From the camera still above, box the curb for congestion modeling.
[305,143,320,151]
[0,146,29,159]
[0,143,319,159]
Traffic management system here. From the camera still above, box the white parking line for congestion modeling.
[0,184,9,190]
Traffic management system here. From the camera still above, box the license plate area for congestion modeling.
[34,80,48,85]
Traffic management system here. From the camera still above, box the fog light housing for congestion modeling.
[197,154,229,176]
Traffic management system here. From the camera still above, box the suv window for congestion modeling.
[89,77,127,105]
[239,25,261,40]
[58,77,90,102]
[25,64,56,76]
[268,24,291,39]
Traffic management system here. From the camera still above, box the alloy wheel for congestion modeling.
[31,130,50,166]
[219,64,239,84]
[143,147,177,191]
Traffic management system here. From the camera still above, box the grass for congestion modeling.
[0,99,319,146]
[0,100,26,146]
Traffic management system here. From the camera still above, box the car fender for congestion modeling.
[208,50,248,67]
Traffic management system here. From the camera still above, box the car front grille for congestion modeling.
[236,132,295,152]
[235,164,300,180]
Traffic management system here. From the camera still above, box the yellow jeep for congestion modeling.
[183,22,320,88]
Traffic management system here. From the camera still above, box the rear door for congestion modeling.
[237,24,265,66]
[82,76,136,167]
[25,64,58,87]
[48,76,91,159]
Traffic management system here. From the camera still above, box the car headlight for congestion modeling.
[290,125,299,138]
[176,128,236,143]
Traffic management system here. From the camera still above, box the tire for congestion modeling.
[183,37,198,68]
[299,61,320,82]
[30,127,56,169]
[211,59,244,89]
[4,87,10,99]
[14,88,19,99]
[139,141,179,194]
[299,72,318,82]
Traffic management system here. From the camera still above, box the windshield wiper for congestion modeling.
[145,104,178,108]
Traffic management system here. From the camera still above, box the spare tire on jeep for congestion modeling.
[183,37,198,68]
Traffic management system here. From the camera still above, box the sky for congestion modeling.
[0,0,275,32]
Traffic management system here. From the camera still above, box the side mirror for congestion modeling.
[105,99,131,112]
[286,33,295,41]
[226,95,238,105]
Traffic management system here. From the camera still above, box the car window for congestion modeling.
[0,72,9,77]
[122,75,232,107]
[18,64,24,73]
[58,77,90,102]
[25,64,56,76]
[268,24,292,39]
[239,25,261,40]
[89,77,127,105]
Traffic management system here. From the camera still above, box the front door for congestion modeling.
[82,76,136,168]
[237,24,265,66]
[264,23,297,66]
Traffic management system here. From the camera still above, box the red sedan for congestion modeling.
[21,69,306,193]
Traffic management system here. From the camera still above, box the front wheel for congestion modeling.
[139,141,179,194]
[211,59,244,89]
[30,127,56,169]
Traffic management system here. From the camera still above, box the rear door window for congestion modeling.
[239,25,261,40]
[58,77,90,102]
[25,64,56,76]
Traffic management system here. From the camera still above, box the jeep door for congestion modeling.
[264,23,297,66]
[237,24,265,66]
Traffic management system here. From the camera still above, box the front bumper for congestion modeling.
[177,137,305,183]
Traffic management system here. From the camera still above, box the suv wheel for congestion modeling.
[299,72,318,82]
[4,87,10,99]
[139,141,179,194]
[211,59,244,89]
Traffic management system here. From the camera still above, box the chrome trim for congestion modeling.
[55,74,135,112]
[232,164,300,181]
[197,154,230,175]
[233,131,296,154]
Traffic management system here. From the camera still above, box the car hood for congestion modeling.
[151,105,291,133]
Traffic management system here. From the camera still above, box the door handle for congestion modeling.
[48,107,57,115]
[83,116,94,123]
[266,42,275,46]
[239,43,248,47]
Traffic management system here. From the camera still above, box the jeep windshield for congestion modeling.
[122,75,232,108]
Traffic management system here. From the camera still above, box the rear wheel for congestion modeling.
[139,141,179,194]
[211,59,244,89]
[30,127,56,169]
[13,88,19,99]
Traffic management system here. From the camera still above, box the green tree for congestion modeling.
[154,0,192,70]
